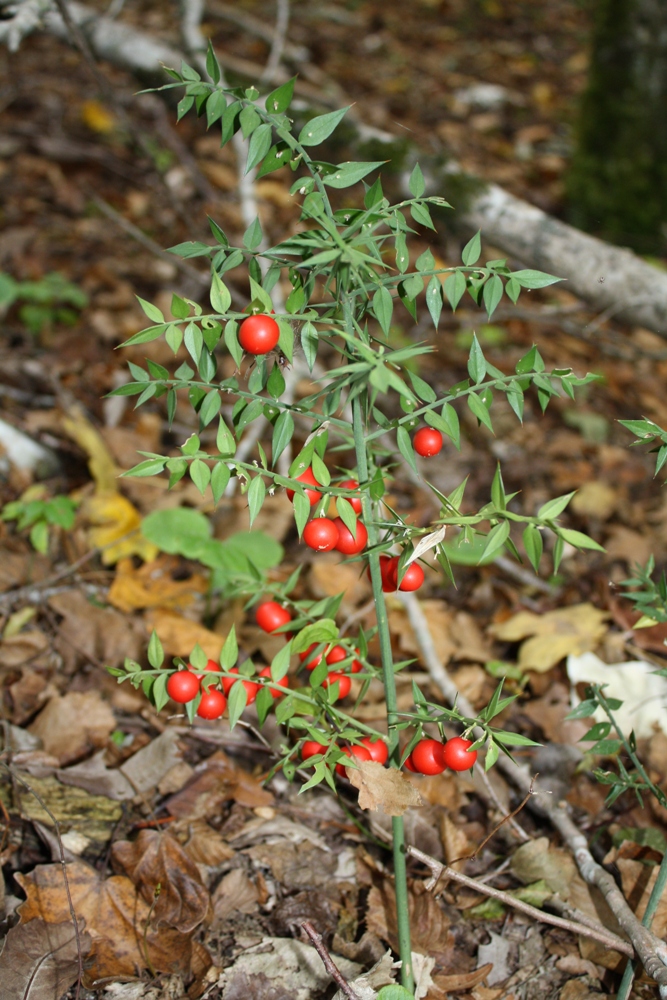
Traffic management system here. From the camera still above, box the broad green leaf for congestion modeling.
[211,461,231,503]
[190,459,211,496]
[335,497,357,537]
[246,122,273,173]
[247,474,266,526]
[227,680,248,730]
[206,41,221,84]
[396,425,419,475]
[467,333,486,384]
[407,370,435,402]
[293,490,310,538]
[184,322,203,366]
[408,162,425,198]
[123,458,167,477]
[522,523,543,572]
[440,402,461,449]
[265,76,296,114]
[426,276,442,328]
[510,269,561,289]
[461,231,481,266]
[395,232,409,273]
[216,417,236,456]
[537,492,575,520]
[467,391,494,432]
[373,286,393,335]
[147,630,164,668]
[299,106,350,146]
[220,626,238,669]
[483,274,503,318]
[205,89,226,127]
[479,519,510,562]
[291,618,338,653]
[301,321,318,370]
[239,104,260,138]
[443,270,466,311]
[410,201,435,229]
[323,161,385,189]
[199,389,221,427]
[243,216,263,251]
[557,527,605,552]
[267,362,286,400]
[272,411,294,465]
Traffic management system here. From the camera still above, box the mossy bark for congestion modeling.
[566,0,667,254]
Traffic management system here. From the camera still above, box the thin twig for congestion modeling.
[407,844,633,958]
[300,921,361,1000]
[2,762,85,999]
[0,547,100,609]
[259,0,290,84]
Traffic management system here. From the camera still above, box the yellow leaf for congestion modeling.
[490,603,608,673]
[85,492,158,565]
[145,609,224,661]
[81,99,116,134]
[61,405,119,493]
[108,557,208,613]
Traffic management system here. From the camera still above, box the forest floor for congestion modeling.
[2,1,667,999]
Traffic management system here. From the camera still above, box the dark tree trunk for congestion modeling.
[566,0,667,254]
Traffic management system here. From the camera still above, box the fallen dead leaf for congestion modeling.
[111,829,210,933]
[108,556,208,613]
[605,526,654,566]
[48,589,144,669]
[366,876,455,962]
[440,813,471,871]
[490,603,608,672]
[347,759,423,815]
[84,491,158,565]
[567,651,667,738]
[28,690,116,765]
[309,552,371,608]
[477,932,511,985]
[570,481,617,521]
[211,868,259,922]
[0,629,49,668]
[522,682,592,745]
[163,749,273,817]
[145,608,224,660]
[432,964,493,992]
[16,860,194,984]
[0,917,92,1000]
[177,818,235,866]
[14,772,123,846]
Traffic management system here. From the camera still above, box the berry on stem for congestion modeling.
[256,601,291,634]
[326,644,362,673]
[300,642,328,670]
[221,667,260,704]
[338,479,362,514]
[413,427,443,457]
[322,671,351,699]
[335,743,372,776]
[333,517,368,555]
[303,517,339,552]
[238,313,280,355]
[411,738,447,775]
[391,560,425,592]
[259,666,288,698]
[442,736,477,771]
[301,739,329,761]
[359,736,389,764]
[403,753,418,773]
[166,670,200,704]
[286,467,323,505]
[196,689,227,720]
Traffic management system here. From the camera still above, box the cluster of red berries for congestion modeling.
[404,736,477,774]
[165,657,287,720]
[287,468,368,555]
[301,734,389,775]
[256,599,360,700]
[372,554,425,593]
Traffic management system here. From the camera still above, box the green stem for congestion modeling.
[352,391,414,994]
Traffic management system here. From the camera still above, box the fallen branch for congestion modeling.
[397,590,667,989]
[407,844,634,959]
[301,921,361,1000]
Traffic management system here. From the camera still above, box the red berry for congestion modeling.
[411,738,447,775]
[403,753,418,773]
[166,670,201,704]
[367,555,399,592]
[413,427,443,457]
[286,467,323,505]
[259,666,289,698]
[390,560,425,592]
[196,689,227,719]
[326,645,363,673]
[335,743,372,776]
[333,517,368,555]
[322,671,351,699]
[442,736,477,771]
[221,667,260,704]
[338,479,362,514]
[238,314,280,355]
[359,736,389,764]
[303,517,339,552]
[301,739,328,761]
[300,642,328,670]
[256,601,291,634]
[191,658,221,685]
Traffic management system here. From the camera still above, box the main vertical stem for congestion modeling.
[352,393,414,995]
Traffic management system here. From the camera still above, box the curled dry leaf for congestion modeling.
[0,917,92,1000]
[347,759,423,816]
[111,829,210,934]
[107,555,208,613]
[16,860,195,985]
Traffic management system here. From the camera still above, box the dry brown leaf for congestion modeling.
[522,682,593,745]
[309,553,371,608]
[178,819,235,866]
[0,917,92,1000]
[28,691,116,765]
[490,603,608,672]
[163,749,272,817]
[145,608,224,660]
[604,526,654,566]
[0,629,49,668]
[108,555,208,613]
[111,830,210,933]
[617,855,667,938]
[16,860,194,984]
[389,600,456,664]
[440,813,471,871]
[48,589,144,669]
[570,481,617,520]
[211,868,259,922]
[432,964,493,992]
[347,760,423,815]
[84,491,158,565]
[366,878,455,962]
